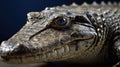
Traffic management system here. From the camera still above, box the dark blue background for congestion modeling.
[0,0,119,43]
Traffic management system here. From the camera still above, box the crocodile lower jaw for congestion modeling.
[1,44,78,64]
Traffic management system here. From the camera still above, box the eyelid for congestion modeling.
[74,16,90,23]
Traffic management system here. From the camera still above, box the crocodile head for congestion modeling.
[0,6,102,64]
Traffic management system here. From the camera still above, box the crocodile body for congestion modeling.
[0,2,120,66]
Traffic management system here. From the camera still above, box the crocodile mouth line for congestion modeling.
[0,36,94,64]
[0,44,71,64]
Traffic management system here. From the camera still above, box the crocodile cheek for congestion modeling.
[29,27,97,61]
[70,24,97,46]
[71,24,97,39]
[30,28,72,51]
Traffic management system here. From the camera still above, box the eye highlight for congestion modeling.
[50,16,71,29]
[56,18,67,26]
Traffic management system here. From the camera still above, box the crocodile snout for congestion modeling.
[0,41,31,56]
[0,41,15,56]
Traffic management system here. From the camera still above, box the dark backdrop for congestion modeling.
[0,0,119,42]
[0,0,120,67]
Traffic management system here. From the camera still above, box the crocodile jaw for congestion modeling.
[0,25,96,64]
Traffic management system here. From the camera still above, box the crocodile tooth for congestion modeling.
[34,54,39,61]
[26,56,34,63]
[51,50,57,57]
[46,52,51,58]
[42,53,46,59]
[15,57,22,64]
[57,47,64,55]
[64,45,69,52]
[69,45,75,52]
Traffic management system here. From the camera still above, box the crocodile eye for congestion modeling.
[56,18,67,26]
[51,16,70,29]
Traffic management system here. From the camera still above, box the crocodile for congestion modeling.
[0,2,120,66]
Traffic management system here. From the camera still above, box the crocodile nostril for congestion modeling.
[11,44,31,55]
[0,41,12,56]
[0,41,23,56]
[1,41,7,47]
[0,40,37,57]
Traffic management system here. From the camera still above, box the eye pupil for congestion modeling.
[56,18,67,25]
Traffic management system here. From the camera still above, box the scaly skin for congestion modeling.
[0,2,120,66]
